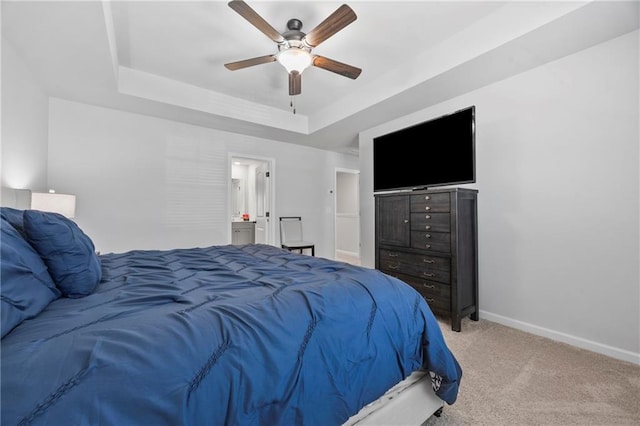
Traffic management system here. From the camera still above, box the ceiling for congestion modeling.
[2,1,638,154]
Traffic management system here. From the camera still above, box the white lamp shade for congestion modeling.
[31,193,76,218]
[277,48,313,74]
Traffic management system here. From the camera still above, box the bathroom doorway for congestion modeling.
[229,155,275,246]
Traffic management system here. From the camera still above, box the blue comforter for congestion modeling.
[1,244,461,425]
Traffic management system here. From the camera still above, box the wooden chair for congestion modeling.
[279,216,315,256]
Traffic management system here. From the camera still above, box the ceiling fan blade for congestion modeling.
[228,0,285,44]
[303,4,357,48]
[289,71,302,96]
[224,54,276,70]
[313,55,361,79]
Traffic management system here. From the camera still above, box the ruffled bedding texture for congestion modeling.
[1,208,462,426]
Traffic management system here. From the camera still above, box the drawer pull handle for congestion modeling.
[425,298,435,303]
[387,253,398,258]
[403,219,409,223]
[423,273,435,278]
[425,196,431,200]
[425,215,431,220]
[425,244,431,249]
[422,284,435,289]
[425,234,431,239]
[425,225,431,230]
[423,259,435,264]
[388,264,399,270]
[425,206,431,211]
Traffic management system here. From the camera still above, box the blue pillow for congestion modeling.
[0,207,26,236]
[1,217,61,338]
[23,210,102,298]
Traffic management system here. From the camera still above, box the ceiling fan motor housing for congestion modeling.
[286,18,303,32]
[281,18,308,50]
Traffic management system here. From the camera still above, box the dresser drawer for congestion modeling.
[379,249,450,272]
[379,249,450,284]
[411,212,450,232]
[401,275,451,312]
[380,260,450,284]
[410,231,451,253]
[379,248,413,263]
[411,193,450,213]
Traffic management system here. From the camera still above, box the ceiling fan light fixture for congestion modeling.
[225,1,361,96]
[277,48,313,74]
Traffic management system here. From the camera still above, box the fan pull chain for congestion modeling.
[290,97,296,115]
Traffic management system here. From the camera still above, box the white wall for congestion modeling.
[360,31,639,363]
[1,37,49,191]
[47,98,358,257]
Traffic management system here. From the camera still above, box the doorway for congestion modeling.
[334,168,360,265]
[229,155,275,246]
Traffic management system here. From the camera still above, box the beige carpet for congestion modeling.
[423,317,640,426]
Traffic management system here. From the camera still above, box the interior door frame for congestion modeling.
[228,153,276,246]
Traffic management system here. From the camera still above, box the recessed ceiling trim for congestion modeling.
[3,0,631,153]
[308,0,591,134]
[102,0,309,134]
[117,66,309,134]
[101,0,120,81]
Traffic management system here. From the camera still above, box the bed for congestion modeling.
[1,204,462,425]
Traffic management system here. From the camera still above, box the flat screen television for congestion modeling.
[373,106,475,193]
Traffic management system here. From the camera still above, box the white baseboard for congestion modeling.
[336,249,359,257]
[479,310,640,365]
[335,251,361,266]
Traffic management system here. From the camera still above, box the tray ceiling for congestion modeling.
[2,1,638,153]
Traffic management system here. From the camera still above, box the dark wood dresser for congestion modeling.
[375,188,478,331]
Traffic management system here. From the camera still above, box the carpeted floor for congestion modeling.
[423,317,640,425]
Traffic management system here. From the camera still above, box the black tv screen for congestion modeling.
[373,106,475,193]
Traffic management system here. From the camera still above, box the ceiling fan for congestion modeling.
[224,0,362,97]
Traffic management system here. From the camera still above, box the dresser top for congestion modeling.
[375,187,478,197]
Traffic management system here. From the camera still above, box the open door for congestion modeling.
[335,168,360,265]
[254,161,270,244]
